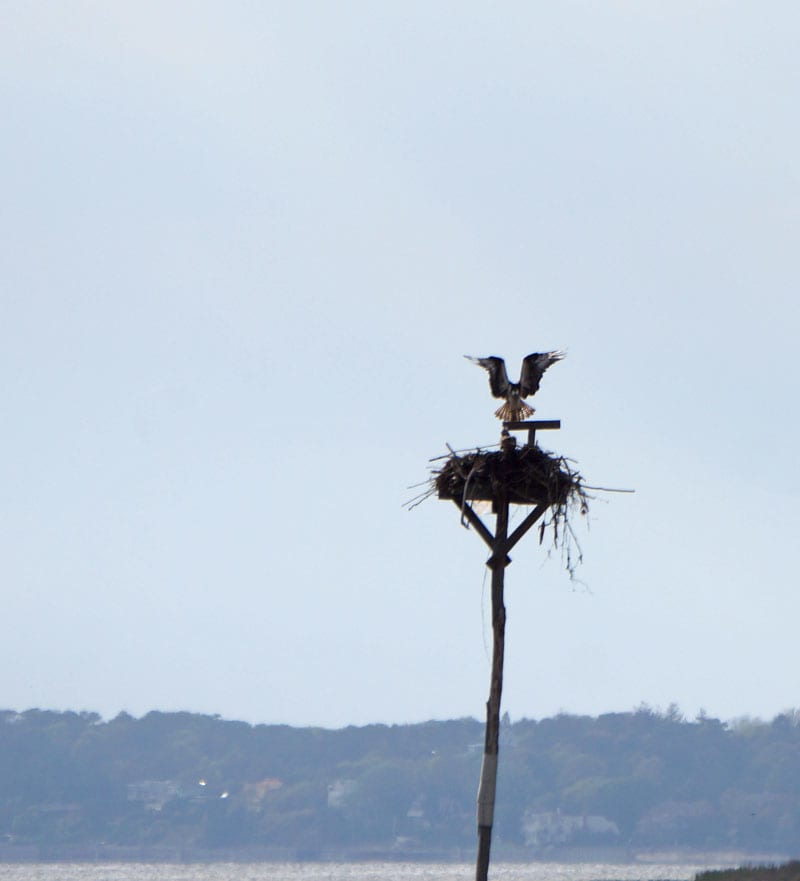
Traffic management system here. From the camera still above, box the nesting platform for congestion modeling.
[435,444,579,508]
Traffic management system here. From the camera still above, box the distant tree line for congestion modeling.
[1,705,800,856]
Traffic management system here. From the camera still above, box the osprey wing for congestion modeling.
[465,355,510,399]
[519,351,565,397]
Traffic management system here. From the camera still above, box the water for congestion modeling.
[0,863,725,881]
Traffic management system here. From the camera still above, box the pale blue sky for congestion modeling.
[1,2,798,727]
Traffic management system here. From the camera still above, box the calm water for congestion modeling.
[0,863,727,881]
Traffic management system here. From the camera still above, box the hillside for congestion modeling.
[1,706,799,859]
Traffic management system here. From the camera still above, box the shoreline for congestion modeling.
[0,845,791,866]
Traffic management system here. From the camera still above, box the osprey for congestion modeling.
[466,351,564,421]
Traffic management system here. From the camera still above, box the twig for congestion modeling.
[582,485,635,493]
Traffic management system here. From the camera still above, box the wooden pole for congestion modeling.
[444,420,559,880]
[475,494,509,881]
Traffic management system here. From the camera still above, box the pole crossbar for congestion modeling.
[503,418,561,448]
[502,419,561,431]
[453,499,495,550]
[506,503,548,552]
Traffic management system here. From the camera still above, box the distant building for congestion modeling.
[327,778,357,809]
[521,810,620,849]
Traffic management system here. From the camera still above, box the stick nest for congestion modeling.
[408,442,590,580]
[435,444,586,511]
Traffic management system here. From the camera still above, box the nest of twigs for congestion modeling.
[434,444,583,509]
[407,441,590,579]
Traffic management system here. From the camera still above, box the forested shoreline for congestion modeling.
[2,706,799,860]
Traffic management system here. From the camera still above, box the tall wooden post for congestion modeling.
[475,493,509,881]
[440,419,561,881]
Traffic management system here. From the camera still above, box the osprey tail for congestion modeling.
[494,400,535,422]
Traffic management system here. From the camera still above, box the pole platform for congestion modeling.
[435,419,569,508]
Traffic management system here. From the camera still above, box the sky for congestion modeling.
[1,2,799,729]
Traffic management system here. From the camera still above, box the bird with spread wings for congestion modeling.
[466,351,564,421]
